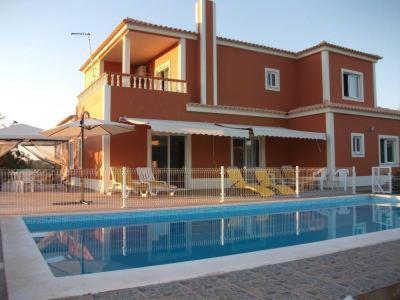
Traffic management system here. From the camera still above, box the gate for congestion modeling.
[372,166,392,194]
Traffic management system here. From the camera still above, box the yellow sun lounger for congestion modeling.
[226,168,274,197]
[255,169,295,195]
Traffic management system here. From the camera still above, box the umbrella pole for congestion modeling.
[80,118,88,205]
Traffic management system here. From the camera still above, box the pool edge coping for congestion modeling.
[19,193,400,218]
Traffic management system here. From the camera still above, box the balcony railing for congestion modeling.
[107,72,187,93]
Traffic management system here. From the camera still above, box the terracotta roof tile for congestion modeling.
[297,41,382,60]
[80,19,382,71]
[217,36,296,56]
[125,18,196,35]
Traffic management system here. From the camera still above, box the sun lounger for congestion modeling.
[226,167,274,197]
[255,169,295,195]
[108,168,147,196]
[136,167,177,196]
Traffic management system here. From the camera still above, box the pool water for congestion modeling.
[25,196,400,277]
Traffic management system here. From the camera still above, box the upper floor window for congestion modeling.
[342,69,364,101]
[379,135,399,165]
[265,68,280,91]
[351,133,365,157]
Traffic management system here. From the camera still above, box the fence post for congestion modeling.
[371,167,375,193]
[295,166,299,198]
[352,166,356,195]
[121,166,127,208]
[220,166,225,203]
[388,166,392,194]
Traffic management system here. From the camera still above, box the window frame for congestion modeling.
[378,135,400,166]
[265,68,280,91]
[341,68,364,102]
[351,133,365,158]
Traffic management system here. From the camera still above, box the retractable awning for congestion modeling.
[120,117,249,138]
[120,117,326,140]
[224,124,326,140]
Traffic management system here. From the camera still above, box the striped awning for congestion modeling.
[120,117,326,140]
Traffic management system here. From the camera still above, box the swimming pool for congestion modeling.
[24,195,400,277]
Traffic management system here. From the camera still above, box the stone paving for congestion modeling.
[56,240,400,300]
[0,227,8,300]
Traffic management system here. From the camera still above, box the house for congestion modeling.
[72,0,400,189]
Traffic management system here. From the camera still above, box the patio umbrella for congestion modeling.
[42,112,134,204]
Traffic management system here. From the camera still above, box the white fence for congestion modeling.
[0,166,356,214]
[372,166,392,194]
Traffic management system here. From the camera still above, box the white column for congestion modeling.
[372,62,377,107]
[147,129,152,168]
[101,85,111,193]
[196,0,207,104]
[178,38,186,80]
[321,50,330,102]
[212,0,218,105]
[259,137,266,167]
[122,35,131,87]
[326,112,336,176]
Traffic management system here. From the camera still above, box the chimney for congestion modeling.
[195,0,217,105]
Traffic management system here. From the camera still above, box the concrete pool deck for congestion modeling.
[56,239,400,300]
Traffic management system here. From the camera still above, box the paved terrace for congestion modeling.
[56,240,400,300]
[0,190,355,215]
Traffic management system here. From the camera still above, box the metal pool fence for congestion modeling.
[0,166,360,214]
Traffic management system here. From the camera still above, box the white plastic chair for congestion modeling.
[9,170,23,192]
[334,169,349,191]
[312,168,328,191]
[20,170,35,192]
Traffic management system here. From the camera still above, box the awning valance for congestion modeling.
[226,124,326,140]
[120,117,249,138]
[120,117,326,140]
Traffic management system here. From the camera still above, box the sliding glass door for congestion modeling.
[151,135,185,187]
[232,138,260,168]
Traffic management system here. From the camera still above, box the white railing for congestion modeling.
[108,73,187,93]
[372,166,392,194]
[0,166,357,214]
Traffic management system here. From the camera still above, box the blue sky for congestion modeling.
[0,0,399,128]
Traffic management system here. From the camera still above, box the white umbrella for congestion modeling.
[42,112,134,204]
[42,118,134,138]
[0,123,67,141]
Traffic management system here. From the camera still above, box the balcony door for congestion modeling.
[155,62,170,91]
[151,135,185,187]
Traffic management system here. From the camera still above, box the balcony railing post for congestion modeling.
[295,166,300,198]
[352,166,356,195]
[220,166,225,203]
[121,166,127,208]
[388,166,392,194]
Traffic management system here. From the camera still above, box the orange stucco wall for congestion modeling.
[186,39,200,102]
[329,52,374,107]
[192,135,230,168]
[110,86,287,126]
[110,125,148,167]
[334,113,400,176]
[217,45,297,111]
[295,53,323,107]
